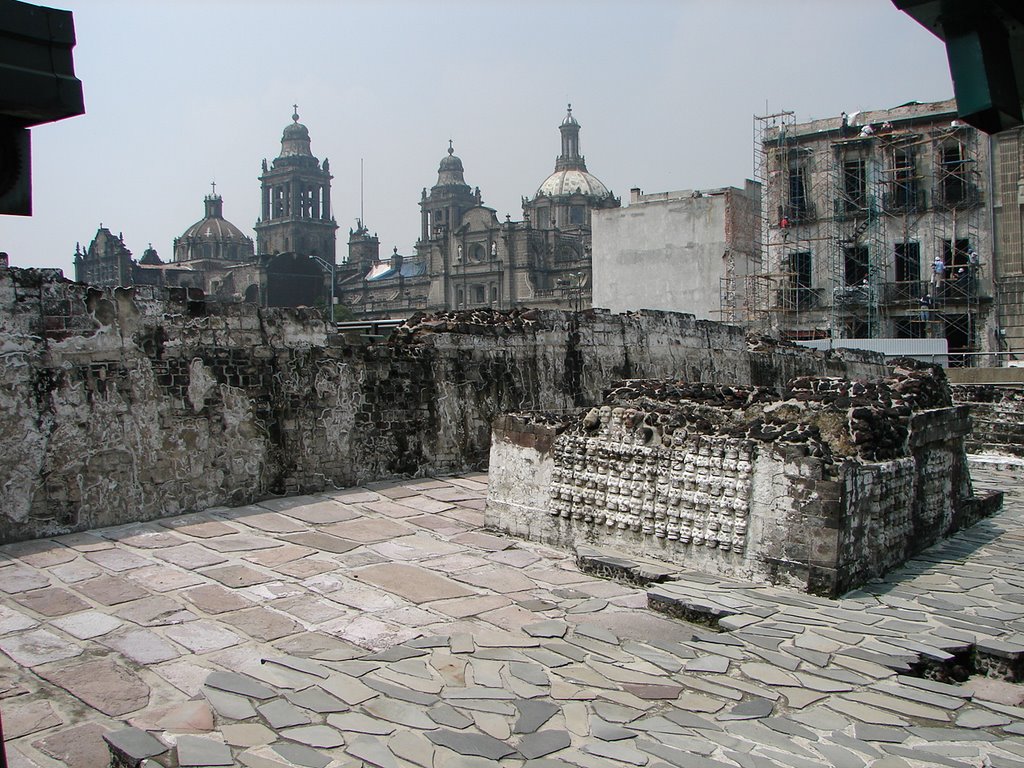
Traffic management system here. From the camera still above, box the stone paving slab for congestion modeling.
[2,465,1024,767]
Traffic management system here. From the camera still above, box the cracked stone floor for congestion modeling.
[2,460,1024,767]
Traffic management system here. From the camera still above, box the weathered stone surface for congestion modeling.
[205,670,277,699]
[524,619,569,638]
[426,728,517,759]
[428,703,474,729]
[114,594,196,625]
[0,629,82,666]
[31,722,111,768]
[12,587,89,616]
[37,658,149,716]
[49,609,122,639]
[513,699,560,734]
[362,697,438,728]
[153,543,229,569]
[955,708,1013,729]
[0,567,50,593]
[272,743,332,768]
[165,621,241,653]
[0,603,39,634]
[279,724,345,748]
[346,735,400,768]
[74,575,149,605]
[102,628,181,664]
[717,698,775,721]
[353,563,474,603]
[591,718,637,741]
[518,730,572,759]
[203,564,275,588]
[258,698,311,728]
[204,688,258,720]
[226,607,302,641]
[389,730,435,768]
[176,735,234,766]
[4,699,63,738]
[221,723,276,747]
[103,727,169,762]
[129,699,214,733]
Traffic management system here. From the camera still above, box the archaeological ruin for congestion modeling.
[0,264,1001,596]
[0,265,889,545]
[486,367,1002,597]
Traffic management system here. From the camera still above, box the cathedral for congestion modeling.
[74,105,618,318]
[339,105,620,318]
[75,109,337,308]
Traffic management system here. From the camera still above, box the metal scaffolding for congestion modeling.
[726,108,992,365]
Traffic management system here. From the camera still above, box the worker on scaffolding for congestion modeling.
[931,255,946,291]
[919,292,933,323]
[968,248,981,283]
[951,267,968,299]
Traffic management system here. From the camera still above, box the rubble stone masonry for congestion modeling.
[487,368,1000,596]
[0,267,885,543]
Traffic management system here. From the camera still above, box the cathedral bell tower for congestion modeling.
[254,107,338,263]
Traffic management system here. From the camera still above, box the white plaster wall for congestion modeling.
[484,433,555,542]
[592,195,730,319]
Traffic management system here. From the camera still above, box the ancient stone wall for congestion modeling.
[950,383,1024,456]
[0,268,887,543]
[486,367,998,596]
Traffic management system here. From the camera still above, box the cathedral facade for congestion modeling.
[338,106,620,318]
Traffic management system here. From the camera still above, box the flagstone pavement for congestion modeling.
[2,459,1024,767]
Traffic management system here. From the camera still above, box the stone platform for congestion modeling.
[2,463,1024,767]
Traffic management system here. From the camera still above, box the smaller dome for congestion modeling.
[174,192,255,263]
[561,103,579,127]
[439,140,463,172]
[435,140,468,188]
[283,121,309,140]
[279,106,313,158]
[536,168,609,199]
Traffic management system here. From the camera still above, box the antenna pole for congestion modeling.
[360,158,364,225]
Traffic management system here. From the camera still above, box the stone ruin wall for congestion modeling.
[950,383,1024,456]
[0,267,887,544]
[486,367,999,596]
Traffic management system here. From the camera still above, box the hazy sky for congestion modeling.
[3,0,954,274]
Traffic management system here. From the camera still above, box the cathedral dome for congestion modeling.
[536,168,610,199]
[174,189,255,263]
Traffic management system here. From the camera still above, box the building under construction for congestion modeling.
[729,99,997,366]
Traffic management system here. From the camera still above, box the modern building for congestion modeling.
[591,182,761,320]
[735,99,997,365]
[339,106,620,318]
